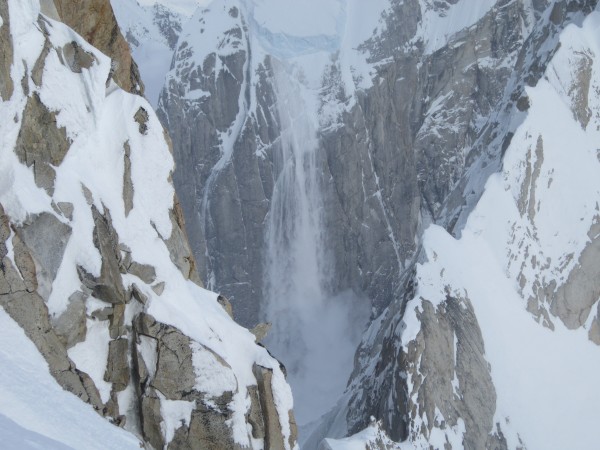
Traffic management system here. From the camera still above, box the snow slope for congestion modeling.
[1,0,296,448]
[0,309,141,450]
[400,7,600,449]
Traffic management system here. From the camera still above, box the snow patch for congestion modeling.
[156,391,196,445]
[67,319,112,403]
[0,308,140,449]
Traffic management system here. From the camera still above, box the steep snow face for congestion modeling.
[0,0,297,448]
[416,0,499,54]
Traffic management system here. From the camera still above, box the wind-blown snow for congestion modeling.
[263,61,370,426]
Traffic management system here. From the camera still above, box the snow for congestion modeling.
[400,9,600,449]
[156,391,195,445]
[0,413,74,450]
[323,420,407,450]
[416,0,498,54]
[0,308,140,449]
[138,0,210,17]
[191,342,237,397]
[252,0,341,37]
[138,335,158,378]
[67,319,112,403]
[0,1,297,448]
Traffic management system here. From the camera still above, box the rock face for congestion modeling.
[158,2,280,326]
[154,0,600,448]
[155,0,557,326]
[0,1,297,449]
[110,0,186,106]
[53,0,144,94]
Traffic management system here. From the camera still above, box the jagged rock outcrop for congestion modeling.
[52,0,144,94]
[0,1,297,448]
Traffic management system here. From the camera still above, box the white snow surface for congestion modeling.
[0,309,141,449]
[416,0,498,54]
[401,8,600,449]
[323,420,408,450]
[1,1,296,449]
[67,319,112,403]
[138,0,211,17]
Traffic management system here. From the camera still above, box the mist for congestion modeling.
[262,60,371,426]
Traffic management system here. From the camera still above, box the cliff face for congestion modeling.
[154,0,537,325]
[317,1,600,449]
[0,1,297,448]
[157,0,281,327]
[150,0,600,448]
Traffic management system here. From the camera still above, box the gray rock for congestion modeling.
[56,202,74,220]
[140,388,165,450]
[163,198,203,285]
[158,11,277,326]
[61,40,96,73]
[549,219,600,329]
[0,250,103,413]
[589,302,600,345]
[134,313,195,400]
[0,0,13,101]
[169,406,242,450]
[252,364,292,450]
[40,0,61,21]
[109,304,126,339]
[217,294,233,318]
[17,212,72,299]
[250,322,271,343]
[52,291,87,349]
[90,306,113,321]
[104,338,130,391]
[14,93,71,196]
[53,0,145,95]
[134,107,149,135]
[151,281,165,296]
[78,205,127,304]
[123,141,134,216]
[31,29,52,88]
[11,233,38,293]
[130,283,148,305]
[247,385,265,439]
[127,261,156,284]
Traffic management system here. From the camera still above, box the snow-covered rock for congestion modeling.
[0,0,297,448]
